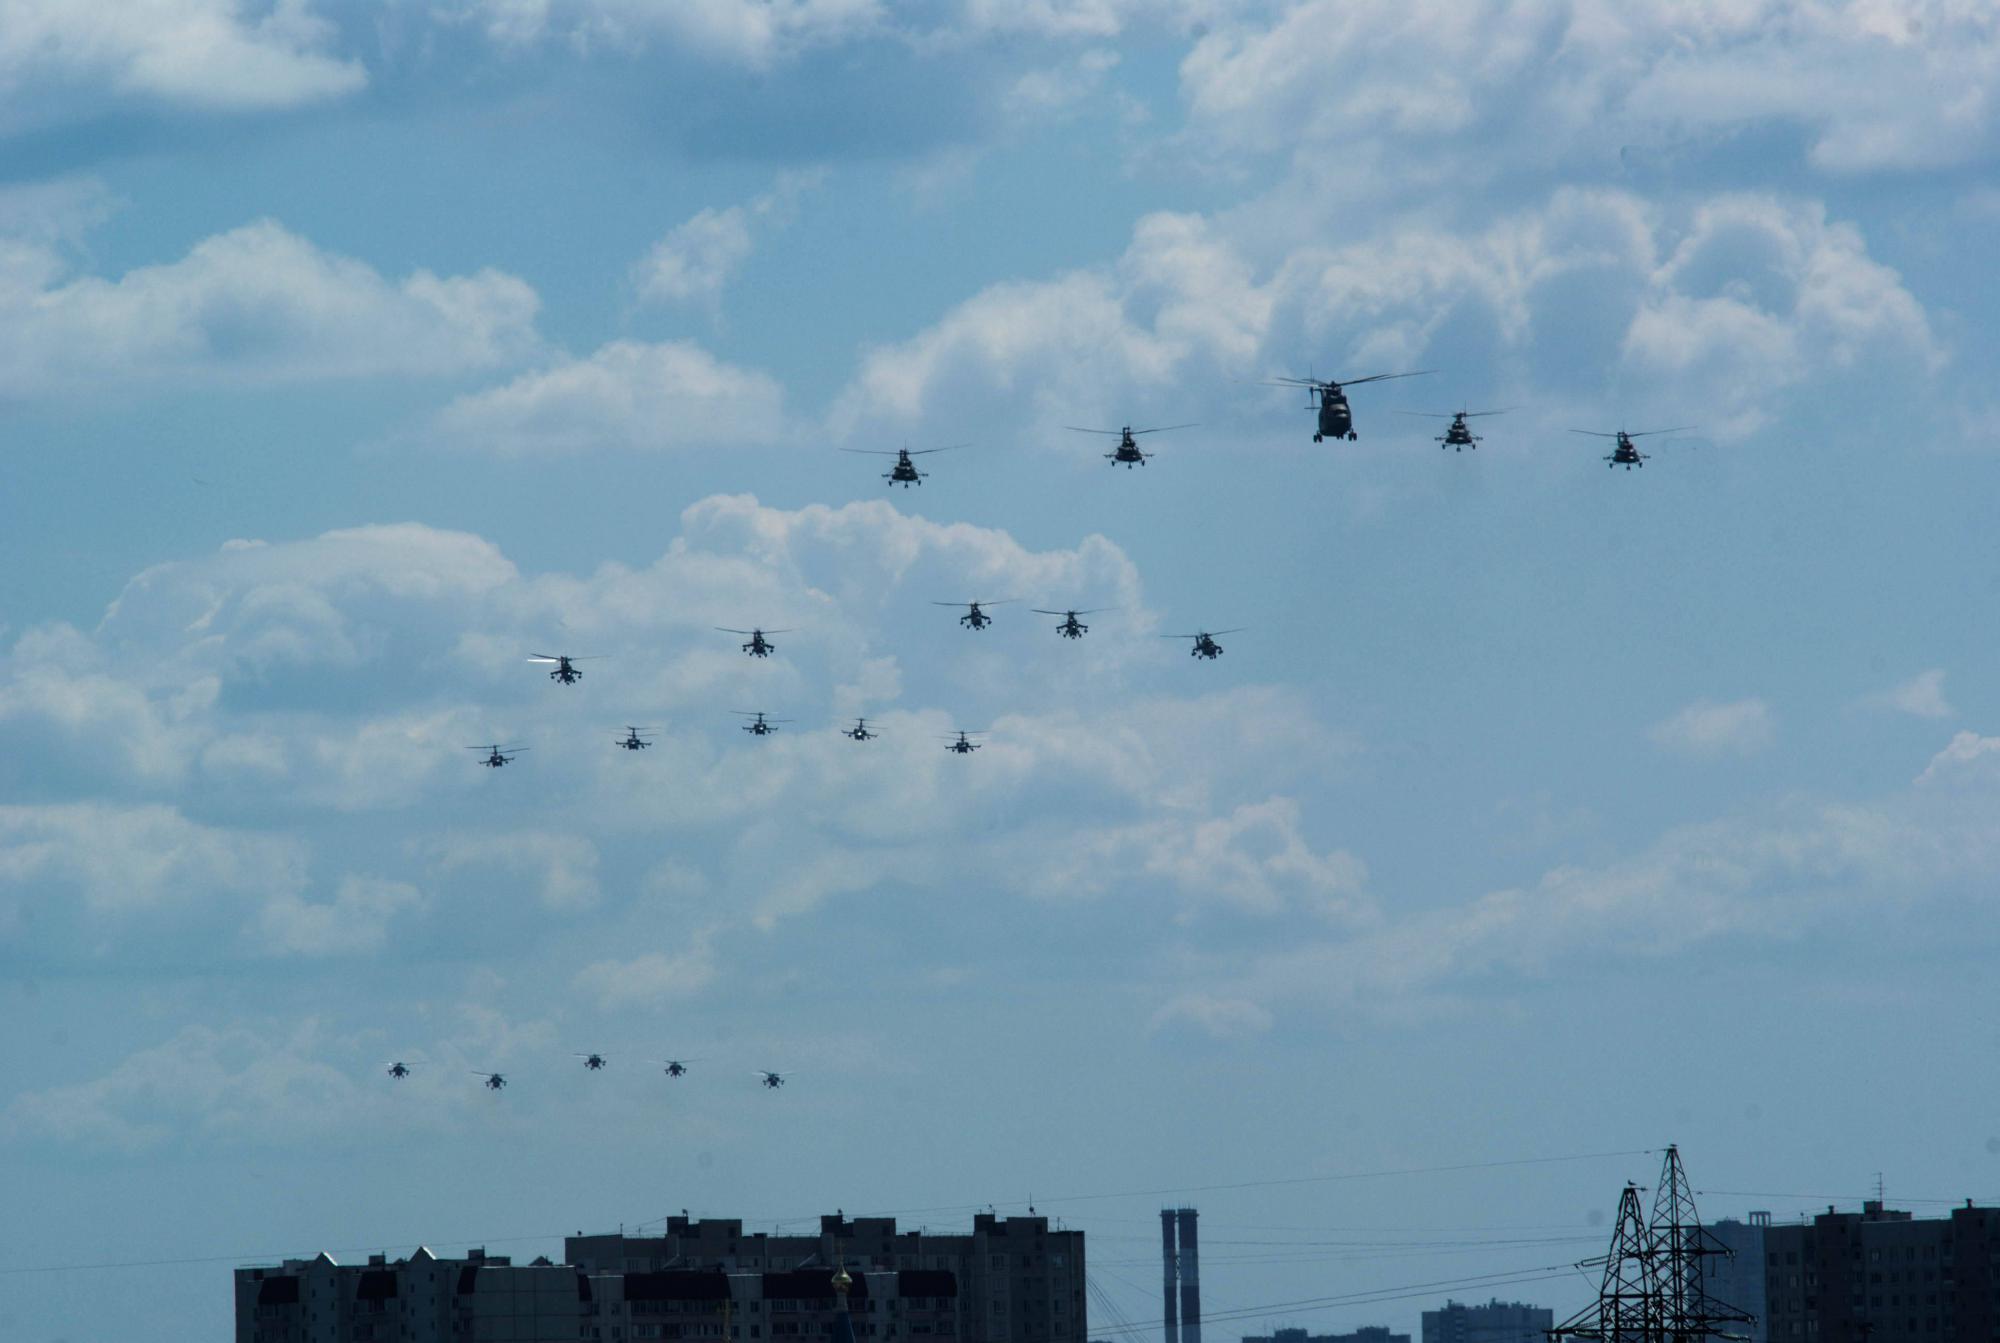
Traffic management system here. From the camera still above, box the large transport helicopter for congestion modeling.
[616,727,656,751]
[717,627,791,657]
[467,743,528,768]
[933,599,1014,630]
[1164,629,1242,660]
[1572,426,1694,469]
[942,730,985,754]
[1032,608,1107,639]
[1398,407,1509,451]
[1065,423,1194,467]
[839,444,964,487]
[528,653,594,685]
[735,711,793,736]
[1267,370,1432,441]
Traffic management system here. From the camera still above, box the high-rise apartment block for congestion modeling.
[1725,1198,2000,1341]
[1418,1299,1553,1343]
[236,1212,1077,1343]
[1241,1327,1409,1343]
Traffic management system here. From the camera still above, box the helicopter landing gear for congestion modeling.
[1313,433,1323,443]
[1346,432,1359,441]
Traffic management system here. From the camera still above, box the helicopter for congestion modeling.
[1572,426,1694,469]
[933,599,1014,630]
[839,444,964,487]
[1266,370,1432,441]
[1065,423,1195,467]
[1164,629,1242,660]
[843,717,877,741]
[472,1071,507,1091]
[1398,407,1509,451]
[387,1062,411,1079]
[662,1058,702,1078]
[574,1052,607,1071]
[942,730,985,754]
[1031,608,1108,639]
[616,726,656,751]
[528,653,594,685]
[717,627,792,658]
[735,711,794,736]
[467,743,528,768]
[758,1070,789,1089]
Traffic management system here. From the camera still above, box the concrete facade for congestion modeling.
[1418,1298,1554,1343]
[1760,1199,2000,1341]
[236,1250,961,1343]
[566,1213,1084,1343]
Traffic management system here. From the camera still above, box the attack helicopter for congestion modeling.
[387,1062,411,1079]
[1031,607,1107,639]
[1164,629,1242,660]
[1267,370,1432,441]
[1572,426,1693,469]
[1065,423,1195,467]
[758,1070,789,1089]
[735,711,793,736]
[574,1053,607,1071]
[843,717,877,741]
[840,444,964,487]
[467,743,528,768]
[933,599,1014,630]
[717,627,791,657]
[472,1071,507,1091]
[1398,407,1509,451]
[528,653,594,685]
[616,727,656,751]
[942,730,985,754]
[661,1058,701,1078]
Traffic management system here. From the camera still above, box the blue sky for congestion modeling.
[4,2,2000,1338]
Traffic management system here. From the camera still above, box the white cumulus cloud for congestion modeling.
[1648,698,1776,758]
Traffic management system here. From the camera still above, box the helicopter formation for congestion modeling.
[452,371,1691,776]
[383,1054,791,1095]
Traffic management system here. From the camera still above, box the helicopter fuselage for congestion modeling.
[1316,390,1356,442]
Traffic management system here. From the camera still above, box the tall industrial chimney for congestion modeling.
[1160,1210,1179,1343]
[1176,1209,1201,1343]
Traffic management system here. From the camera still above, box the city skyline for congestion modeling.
[5,3,2000,1340]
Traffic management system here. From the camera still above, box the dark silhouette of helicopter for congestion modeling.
[1267,370,1432,441]
[1164,629,1242,659]
[1572,426,1693,469]
[574,1052,607,1071]
[387,1062,410,1079]
[717,627,791,657]
[472,1071,507,1091]
[662,1058,702,1078]
[934,599,1014,630]
[1399,407,1509,450]
[843,717,876,741]
[1065,423,1195,467]
[840,444,964,487]
[942,730,985,754]
[1032,608,1108,639]
[529,653,595,684]
[467,743,528,767]
[616,726,656,751]
[758,1070,789,1089]
[735,711,793,736]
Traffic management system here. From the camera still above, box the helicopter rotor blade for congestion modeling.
[1624,426,1697,438]
[837,448,904,456]
[904,444,968,455]
[1569,430,1622,438]
[1129,423,1197,435]
[1063,426,1125,436]
[1340,370,1436,386]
